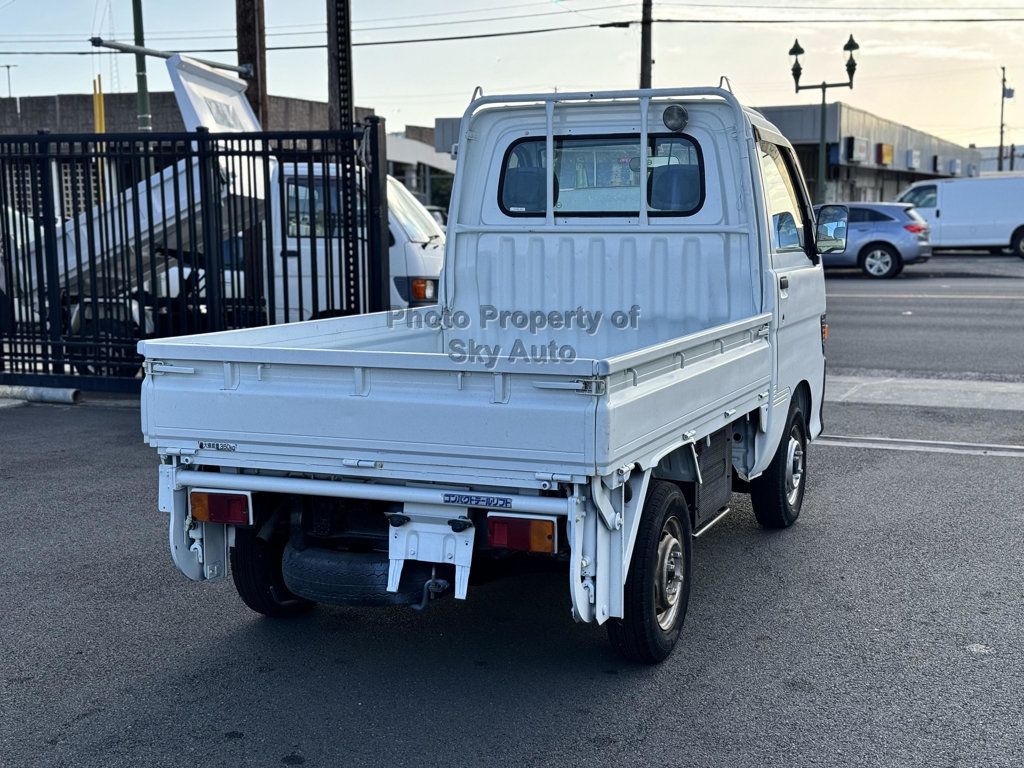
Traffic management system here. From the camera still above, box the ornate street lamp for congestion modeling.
[789,35,859,204]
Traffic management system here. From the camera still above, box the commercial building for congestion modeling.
[755,102,982,203]
[977,145,1023,173]
[386,125,456,209]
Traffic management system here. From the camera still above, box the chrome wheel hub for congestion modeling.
[785,428,805,506]
[864,249,893,276]
[655,517,685,631]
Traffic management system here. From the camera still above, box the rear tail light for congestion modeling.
[904,223,927,234]
[411,278,437,302]
[189,490,252,525]
[821,314,829,349]
[487,513,557,554]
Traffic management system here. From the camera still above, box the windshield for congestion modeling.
[387,177,443,243]
[898,184,937,208]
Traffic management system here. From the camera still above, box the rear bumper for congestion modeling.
[902,242,931,264]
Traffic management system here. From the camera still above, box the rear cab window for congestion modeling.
[499,134,704,217]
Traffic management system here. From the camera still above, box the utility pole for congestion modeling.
[327,0,354,128]
[0,63,15,99]
[639,0,652,89]
[998,66,1009,172]
[236,0,269,126]
[1011,144,1017,172]
[132,0,151,131]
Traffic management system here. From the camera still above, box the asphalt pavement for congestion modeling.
[2,253,1022,767]
[824,252,1024,381]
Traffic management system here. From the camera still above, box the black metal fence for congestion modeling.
[0,119,389,392]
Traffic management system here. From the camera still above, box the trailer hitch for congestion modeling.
[411,567,450,612]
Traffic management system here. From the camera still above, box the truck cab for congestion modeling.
[140,87,846,664]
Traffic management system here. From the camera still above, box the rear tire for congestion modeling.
[751,399,808,529]
[231,528,316,617]
[607,481,692,664]
[859,244,901,279]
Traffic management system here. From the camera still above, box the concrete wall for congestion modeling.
[0,92,373,134]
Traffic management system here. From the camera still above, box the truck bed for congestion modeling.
[139,308,772,487]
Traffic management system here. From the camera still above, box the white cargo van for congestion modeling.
[139,87,847,663]
[897,175,1024,256]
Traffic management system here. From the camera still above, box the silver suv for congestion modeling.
[815,202,931,278]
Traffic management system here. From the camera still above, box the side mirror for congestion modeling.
[815,204,848,255]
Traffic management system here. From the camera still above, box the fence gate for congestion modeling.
[0,119,389,392]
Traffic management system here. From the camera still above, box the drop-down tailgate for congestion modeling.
[138,324,602,487]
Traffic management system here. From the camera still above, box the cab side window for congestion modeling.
[757,141,809,256]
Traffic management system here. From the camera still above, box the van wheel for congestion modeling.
[231,528,316,617]
[859,244,901,278]
[1012,230,1024,259]
[751,399,807,529]
[607,481,692,664]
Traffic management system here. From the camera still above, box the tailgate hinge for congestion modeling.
[534,471,574,483]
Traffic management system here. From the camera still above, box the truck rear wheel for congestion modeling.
[607,481,692,664]
[751,399,807,529]
[230,528,316,617]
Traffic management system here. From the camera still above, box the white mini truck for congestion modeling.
[140,88,846,663]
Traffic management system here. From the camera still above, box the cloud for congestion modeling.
[863,42,994,62]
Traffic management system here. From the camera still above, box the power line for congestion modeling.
[4,13,1024,57]
[653,15,1024,22]
[664,1,1024,8]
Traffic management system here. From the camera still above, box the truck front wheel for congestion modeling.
[230,528,316,617]
[607,481,692,664]
[751,399,807,529]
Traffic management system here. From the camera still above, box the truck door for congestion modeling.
[756,141,825,404]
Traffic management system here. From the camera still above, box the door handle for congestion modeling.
[935,209,941,218]
[779,275,790,290]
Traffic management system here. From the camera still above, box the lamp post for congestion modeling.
[789,35,859,204]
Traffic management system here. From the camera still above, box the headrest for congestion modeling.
[502,167,558,214]
[649,164,701,212]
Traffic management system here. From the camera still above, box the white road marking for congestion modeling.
[816,434,1024,458]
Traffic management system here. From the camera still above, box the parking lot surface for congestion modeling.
[2,253,1022,767]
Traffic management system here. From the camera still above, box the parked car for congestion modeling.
[814,202,930,278]
[140,87,845,664]
[896,175,1024,257]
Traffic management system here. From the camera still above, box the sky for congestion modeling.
[0,0,1021,149]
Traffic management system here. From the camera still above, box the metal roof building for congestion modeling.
[756,102,982,203]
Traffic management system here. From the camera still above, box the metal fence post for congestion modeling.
[36,130,64,373]
[365,116,390,314]
[195,126,224,330]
